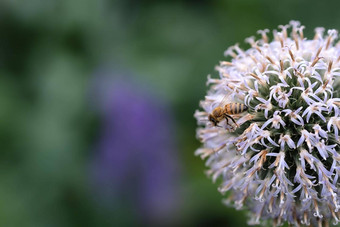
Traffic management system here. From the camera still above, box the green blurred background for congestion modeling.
[1,0,340,226]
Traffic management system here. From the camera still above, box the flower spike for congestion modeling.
[195,21,340,226]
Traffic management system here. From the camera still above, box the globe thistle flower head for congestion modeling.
[195,21,340,226]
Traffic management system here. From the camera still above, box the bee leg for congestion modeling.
[224,118,233,129]
[224,114,239,127]
[223,118,235,131]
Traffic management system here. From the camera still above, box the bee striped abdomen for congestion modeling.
[225,103,247,114]
[238,103,242,113]
[238,103,247,114]
[230,103,235,114]
[234,103,240,114]
[237,103,245,114]
[229,103,237,114]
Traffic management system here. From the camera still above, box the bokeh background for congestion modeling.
[1,0,340,226]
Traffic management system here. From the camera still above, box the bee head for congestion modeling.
[208,114,218,126]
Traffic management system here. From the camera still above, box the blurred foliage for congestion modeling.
[0,0,340,226]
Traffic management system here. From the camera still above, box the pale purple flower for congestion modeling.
[282,107,304,126]
[302,102,328,123]
[195,22,340,226]
[313,124,328,139]
[259,130,279,148]
[326,98,340,116]
[292,82,322,105]
[261,111,286,129]
[328,116,340,139]
[297,129,316,152]
[278,134,296,150]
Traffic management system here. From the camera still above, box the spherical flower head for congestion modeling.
[195,21,340,226]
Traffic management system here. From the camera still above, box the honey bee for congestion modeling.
[209,102,248,128]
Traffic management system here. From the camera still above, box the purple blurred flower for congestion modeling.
[90,74,180,224]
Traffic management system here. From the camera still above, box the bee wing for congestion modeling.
[210,94,230,110]
[219,94,230,107]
